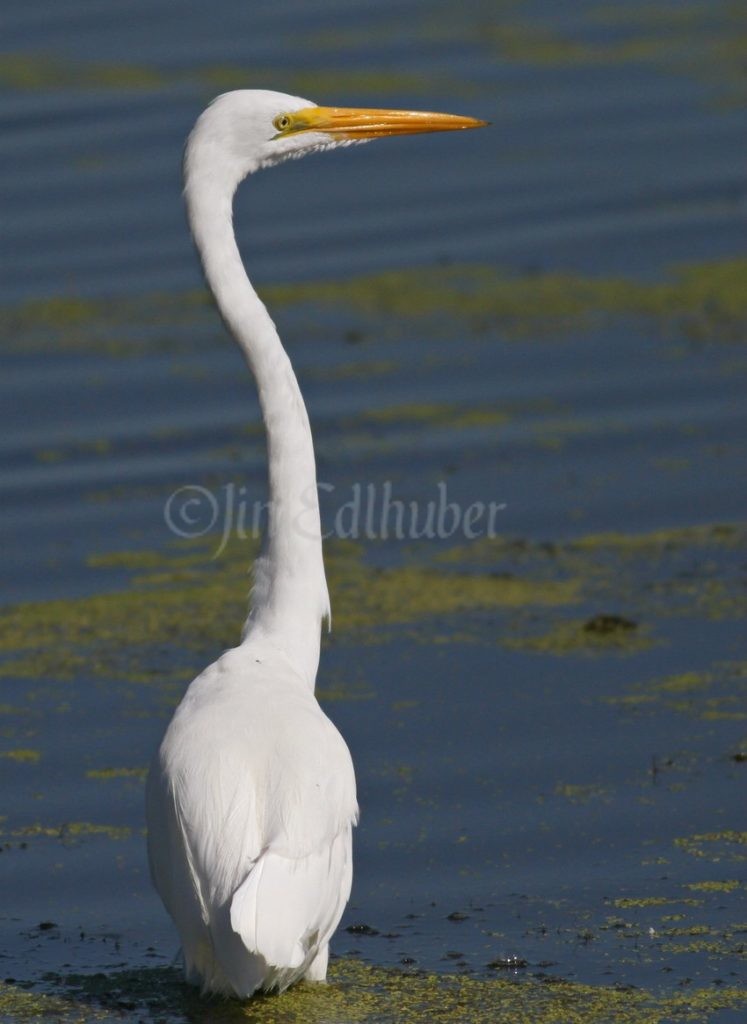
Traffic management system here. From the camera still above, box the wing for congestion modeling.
[147,646,357,991]
[230,824,353,970]
[146,754,214,974]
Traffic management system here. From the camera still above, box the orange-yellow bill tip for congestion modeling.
[275,106,488,139]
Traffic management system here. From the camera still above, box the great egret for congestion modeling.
[146,89,486,999]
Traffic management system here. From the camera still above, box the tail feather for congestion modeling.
[230,846,331,969]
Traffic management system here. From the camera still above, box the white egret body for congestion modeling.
[146,90,485,999]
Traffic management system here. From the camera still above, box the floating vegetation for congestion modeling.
[3,958,747,1024]
[0,984,92,1024]
[85,766,148,782]
[479,2,747,106]
[674,831,747,862]
[686,880,741,893]
[306,359,399,382]
[612,896,694,910]
[583,614,637,635]
[555,782,609,803]
[0,54,166,91]
[0,53,467,102]
[0,522,742,684]
[0,748,41,764]
[266,259,747,342]
[269,2,747,109]
[199,66,456,100]
[358,401,509,431]
[0,535,580,684]
[2,258,747,356]
[608,660,747,720]
[2,821,132,843]
[503,617,655,656]
[567,523,745,553]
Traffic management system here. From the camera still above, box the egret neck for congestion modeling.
[184,166,329,688]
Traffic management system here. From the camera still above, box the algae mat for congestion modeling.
[3,961,747,1024]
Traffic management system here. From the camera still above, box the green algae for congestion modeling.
[2,821,131,842]
[2,294,102,330]
[298,1,747,107]
[660,924,714,937]
[590,0,747,105]
[0,983,101,1024]
[484,23,604,67]
[86,766,148,781]
[306,358,398,382]
[0,289,211,357]
[331,561,577,634]
[0,532,581,684]
[34,437,111,467]
[0,748,41,764]
[265,259,747,341]
[3,258,747,358]
[0,53,468,103]
[568,523,745,553]
[675,831,747,862]
[199,66,455,100]
[1,520,742,683]
[531,415,599,450]
[316,674,376,703]
[655,671,715,694]
[608,660,747,721]
[649,578,747,623]
[88,547,211,573]
[687,879,741,893]
[503,618,655,656]
[316,685,375,703]
[660,938,736,957]
[250,959,747,1024]
[7,958,747,1024]
[477,3,747,106]
[441,522,746,659]
[613,896,696,909]
[0,54,166,91]
[360,401,509,430]
[700,704,747,721]
[511,526,737,571]
[437,523,745,566]
[555,782,608,802]
[35,447,67,464]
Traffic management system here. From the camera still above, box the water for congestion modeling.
[1,1,746,1021]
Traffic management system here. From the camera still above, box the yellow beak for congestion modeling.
[277,105,488,139]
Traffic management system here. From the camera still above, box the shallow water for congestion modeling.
[1,1,747,1021]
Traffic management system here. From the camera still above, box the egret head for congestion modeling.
[184,89,487,195]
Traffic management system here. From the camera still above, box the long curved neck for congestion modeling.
[185,168,329,688]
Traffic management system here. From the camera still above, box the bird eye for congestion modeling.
[273,114,292,132]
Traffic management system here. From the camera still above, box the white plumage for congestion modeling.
[147,642,356,995]
[146,90,485,999]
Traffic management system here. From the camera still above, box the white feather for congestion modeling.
[147,643,357,996]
